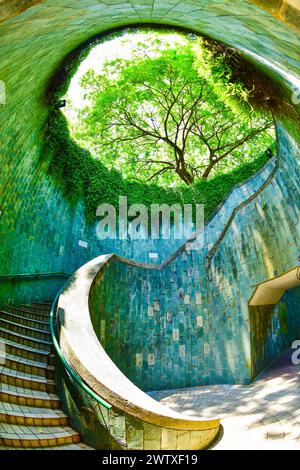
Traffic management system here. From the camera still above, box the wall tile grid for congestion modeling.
[90,124,300,390]
[0,0,299,390]
[55,348,218,450]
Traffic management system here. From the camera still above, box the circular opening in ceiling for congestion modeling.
[46,26,279,222]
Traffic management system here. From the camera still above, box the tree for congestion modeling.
[74,33,275,186]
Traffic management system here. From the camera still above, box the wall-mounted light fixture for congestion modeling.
[57,99,67,109]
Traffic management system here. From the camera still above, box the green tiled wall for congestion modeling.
[0,0,299,389]
[55,353,218,450]
[250,286,300,379]
[89,123,300,390]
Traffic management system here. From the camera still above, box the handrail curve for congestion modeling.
[50,289,112,410]
[56,254,220,437]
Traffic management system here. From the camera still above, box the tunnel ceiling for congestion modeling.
[0,1,299,240]
[0,0,299,139]
[0,1,299,270]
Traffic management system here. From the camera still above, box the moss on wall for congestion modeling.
[44,110,274,224]
[0,0,299,383]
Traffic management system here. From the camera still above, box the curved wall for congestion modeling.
[89,156,279,390]
[0,1,299,277]
[0,0,299,383]
[56,255,220,450]
[88,123,299,390]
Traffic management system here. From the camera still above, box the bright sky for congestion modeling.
[66,32,186,113]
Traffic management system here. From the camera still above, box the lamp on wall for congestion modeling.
[58,99,66,108]
[266,148,273,159]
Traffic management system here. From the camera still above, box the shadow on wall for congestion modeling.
[89,254,251,392]
[0,274,69,309]
[250,285,300,380]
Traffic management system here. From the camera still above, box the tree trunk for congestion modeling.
[174,149,194,185]
[202,164,214,179]
[176,167,194,185]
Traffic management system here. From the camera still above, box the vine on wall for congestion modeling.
[44,110,274,223]
[44,26,276,224]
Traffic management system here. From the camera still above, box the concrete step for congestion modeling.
[0,300,89,451]
[0,402,68,426]
[0,423,81,448]
[32,301,53,308]
[0,326,52,352]
[2,352,55,379]
[20,304,51,316]
[0,310,50,332]
[0,366,56,393]
[0,443,93,450]
[0,337,51,364]
[5,306,50,323]
[0,318,51,342]
[0,383,60,409]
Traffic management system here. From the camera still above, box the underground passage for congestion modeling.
[0,0,299,452]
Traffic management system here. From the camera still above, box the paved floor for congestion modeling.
[149,349,300,450]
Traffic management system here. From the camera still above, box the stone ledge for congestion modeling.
[249,267,300,306]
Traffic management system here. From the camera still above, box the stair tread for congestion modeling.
[0,311,50,328]
[0,366,54,384]
[0,319,51,337]
[4,352,54,370]
[0,337,50,357]
[0,383,59,402]
[21,304,51,313]
[32,301,52,306]
[0,423,79,438]
[0,402,67,419]
[0,327,52,346]
[23,302,51,307]
[6,306,50,319]
[0,443,92,450]
[0,301,87,450]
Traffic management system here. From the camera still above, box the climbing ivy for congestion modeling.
[44,26,277,224]
[44,110,276,224]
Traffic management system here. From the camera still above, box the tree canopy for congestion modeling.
[71,32,275,186]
